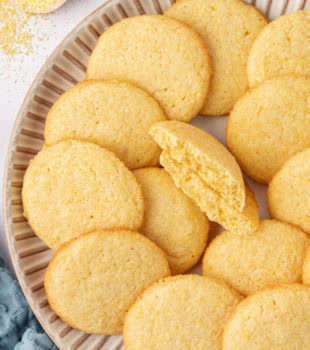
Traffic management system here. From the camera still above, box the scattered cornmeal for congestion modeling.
[14,0,66,13]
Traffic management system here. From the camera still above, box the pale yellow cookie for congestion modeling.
[44,80,166,169]
[150,121,245,210]
[268,148,310,235]
[124,275,242,350]
[22,140,144,250]
[223,284,310,349]
[133,168,209,274]
[302,246,310,285]
[248,10,310,88]
[45,230,170,334]
[203,220,309,296]
[227,76,310,184]
[165,0,267,116]
[86,15,210,122]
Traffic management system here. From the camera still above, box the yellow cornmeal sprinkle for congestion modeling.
[0,0,49,56]
[16,0,59,13]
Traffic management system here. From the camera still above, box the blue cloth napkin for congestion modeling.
[0,256,57,350]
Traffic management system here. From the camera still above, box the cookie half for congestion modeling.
[268,148,310,234]
[44,80,166,169]
[247,10,310,88]
[124,275,242,350]
[87,15,211,122]
[227,76,310,184]
[22,140,144,250]
[45,230,170,334]
[134,167,209,274]
[223,284,310,349]
[165,0,267,115]
[203,220,309,296]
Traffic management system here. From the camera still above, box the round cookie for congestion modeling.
[133,168,209,274]
[124,275,242,350]
[268,148,310,235]
[44,80,166,170]
[165,0,267,116]
[45,230,170,334]
[86,15,211,122]
[247,10,310,88]
[22,140,144,250]
[227,76,310,184]
[223,284,310,349]
[302,246,310,285]
[203,219,310,296]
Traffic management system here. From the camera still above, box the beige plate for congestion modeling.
[3,0,310,349]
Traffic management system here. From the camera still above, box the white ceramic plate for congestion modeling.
[4,0,310,349]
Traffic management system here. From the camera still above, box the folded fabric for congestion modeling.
[0,256,57,350]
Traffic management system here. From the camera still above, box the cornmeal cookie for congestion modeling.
[268,148,310,234]
[133,168,209,274]
[248,10,310,88]
[45,230,170,334]
[203,220,309,296]
[302,246,310,285]
[87,15,210,122]
[124,275,242,350]
[227,76,310,184]
[150,121,245,210]
[223,284,310,349]
[22,140,144,250]
[44,80,166,169]
[165,0,267,116]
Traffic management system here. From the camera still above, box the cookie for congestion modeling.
[45,230,170,334]
[247,10,310,88]
[165,0,267,116]
[268,148,310,234]
[223,284,310,349]
[150,121,259,235]
[227,76,310,184]
[302,246,310,285]
[22,140,144,250]
[123,275,242,350]
[86,15,211,122]
[150,121,245,210]
[133,168,209,274]
[44,80,166,169]
[203,220,309,296]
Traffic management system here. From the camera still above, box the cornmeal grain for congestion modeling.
[44,80,166,169]
[87,15,210,122]
[22,140,144,250]
[124,275,242,350]
[223,284,310,349]
[227,76,310,184]
[203,220,309,296]
[268,148,310,234]
[165,0,267,116]
[45,230,170,334]
[134,168,209,274]
[248,10,310,88]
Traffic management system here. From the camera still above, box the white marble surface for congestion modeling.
[0,0,108,271]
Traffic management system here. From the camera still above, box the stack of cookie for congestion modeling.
[22,0,310,348]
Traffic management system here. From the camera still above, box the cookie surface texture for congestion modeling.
[302,246,310,285]
[165,0,267,115]
[268,148,310,234]
[86,15,211,122]
[203,219,310,296]
[223,284,310,349]
[44,230,170,334]
[247,10,310,88]
[227,76,310,184]
[44,80,166,169]
[22,140,144,250]
[124,275,242,350]
[134,167,209,274]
